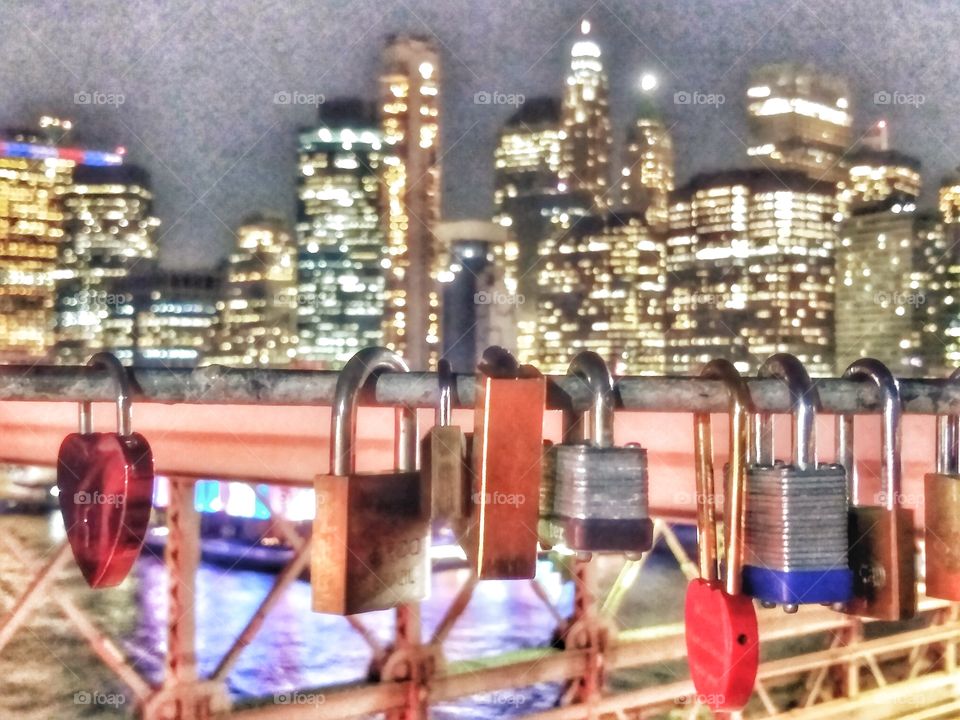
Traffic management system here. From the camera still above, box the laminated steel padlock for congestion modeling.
[840,358,917,620]
[312,347,431,615]
[57,352,155,588]
[467,346,546,579]
[422,359,471,539]
[742,353,853,609]
[685,359,759,711]
[548,351,652,555]
[925,368,960,600]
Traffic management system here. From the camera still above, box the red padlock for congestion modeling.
[685,359,759,711]
[57,352,155,588]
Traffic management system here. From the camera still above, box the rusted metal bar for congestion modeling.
[0,363,958,414]
[0,540,71,653]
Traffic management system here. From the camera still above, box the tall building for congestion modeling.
[746,64,853,182]
[493,97,563,215]
[379,34,442,369]
[559,20,612,208]
[54,165,159,364]
[835,196,951,375]
[0,119,123,361]
[116,269,220,367]
[618,91,674,228]
[212,214,298,366]
[838,146,921,211]
[296,100,386,368]
[666,169,839,375]
[536,209,665,375]
[435,221,517,373]
[939,172,960,225]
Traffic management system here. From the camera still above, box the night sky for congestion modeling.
[4,0,959,269]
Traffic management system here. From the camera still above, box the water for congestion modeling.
[0,514,692,719]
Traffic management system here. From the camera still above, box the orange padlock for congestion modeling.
[466,346,546,579]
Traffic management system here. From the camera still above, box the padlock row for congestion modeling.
[49,349,960,712]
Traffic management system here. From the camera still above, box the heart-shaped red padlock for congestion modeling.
[685,578,759,710]
[684,359,759,711]
[57,353,155,588]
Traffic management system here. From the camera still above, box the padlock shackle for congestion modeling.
[437,358,454,427]
[330,347,417,476]
[79,352,132,437]
[838,358,902,510]
[935,368,960,475]
[756,354,818,471]
[564,351,615,447]
[695,359,752,595]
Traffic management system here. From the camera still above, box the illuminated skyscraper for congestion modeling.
[838,147,921,211]
[0,119,123,361]
[836,196,950,375]
[435,221,517,372]
[493,97,563,215]
[212,214,297,366]
[939,172,960,225]
[54,165,159,364]
[618,91,674,228]
[379,34,442,369]
[537,209,665,375]
[666,169,839,375]
[296,100,385,368]
[559,20,612,207]
[746,64,852,182]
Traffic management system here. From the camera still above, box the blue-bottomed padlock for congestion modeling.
[741,354,854,610]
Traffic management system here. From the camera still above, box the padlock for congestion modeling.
[311,347,431,615]
[57,352,155,588]
[840,358,917,620]
[742,353,853,609]
[684,359,759,712]
[467,346,546,579]
[422,359,471,541]
[924,368,960,600]
[548,351,652,555]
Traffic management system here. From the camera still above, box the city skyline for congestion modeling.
[4,0,959,270]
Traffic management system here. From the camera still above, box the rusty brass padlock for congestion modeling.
[467,346,546,579]
[840,358,917,621]
[924,368,960,600]
[422,359,471,541]
[311,347,430,615]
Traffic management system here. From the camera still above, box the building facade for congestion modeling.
[296,100,386,368]
[666,169,839,375]
[379,35,442,369]
[617,96,674,229]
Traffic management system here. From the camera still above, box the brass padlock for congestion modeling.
[312,347,430,615]
[422,359,471,541]
[840,358,917,620]
[467,346,546,579]
[924,368,960,600]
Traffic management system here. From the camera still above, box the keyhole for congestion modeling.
[737,634,748,645]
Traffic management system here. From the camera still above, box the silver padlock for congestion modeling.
[742,353,854,611]
[549,351,652,556]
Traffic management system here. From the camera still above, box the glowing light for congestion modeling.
[640,73,658,92]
